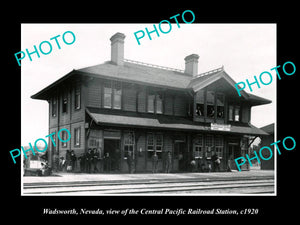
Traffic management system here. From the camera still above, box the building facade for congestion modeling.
[31,32,271,173]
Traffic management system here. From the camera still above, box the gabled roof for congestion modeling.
[31,59,271,106]
[187,67,249,98]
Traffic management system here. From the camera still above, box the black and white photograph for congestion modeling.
[4,4,298,221]
[20,23,276,195]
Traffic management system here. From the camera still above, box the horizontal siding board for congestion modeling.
[137,90,146,112]
[174,95,187,116]
[123,88,136,112]
[86,81,101,108]
[164,94,173,115]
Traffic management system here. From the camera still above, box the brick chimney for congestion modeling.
[184,54,199,76]
[110,32,126,66]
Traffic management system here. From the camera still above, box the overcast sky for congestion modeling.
[21,23,276,146]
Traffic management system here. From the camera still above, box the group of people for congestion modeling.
[151,151,173,173]
[51,149,226,174]
[190,152,221,172]
[52,150,77,172]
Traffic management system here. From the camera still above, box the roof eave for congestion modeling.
[31,70,76,100]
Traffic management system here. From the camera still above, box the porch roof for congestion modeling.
[86,108,268,136]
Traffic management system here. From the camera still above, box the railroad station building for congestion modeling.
[31,32,271,173]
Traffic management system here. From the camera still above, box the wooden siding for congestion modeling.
[86,79,102,108]
[241,103,251,123]
[174,95,187,116]
[137,89,146,112]
[123,85,137,112]
[164,93,173,115]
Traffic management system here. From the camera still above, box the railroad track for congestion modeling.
[23,178,274,195]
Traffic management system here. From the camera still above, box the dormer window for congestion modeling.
[229,105,241,122]
[206,91,215,118]
[216,93,224,119]
[195,90,204,116]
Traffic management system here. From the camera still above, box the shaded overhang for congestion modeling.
[86,108,269,136]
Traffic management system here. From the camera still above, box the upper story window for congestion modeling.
[104,80,122,109]
[75,85,81,110]
[51,97,57,117]
[229,105,240,122]
[104,81,112,108]
[195,90,204,116]
[156,93,163,114]
[147,90,163,114]
[147,92,155,113]
[216,94,224,119]
[113,82,122,109]
[206,91,215,118]
[62,92,68,113]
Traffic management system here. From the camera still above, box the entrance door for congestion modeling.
[173,142,186,172]
[228,144,241,170]
[104,139,121,172]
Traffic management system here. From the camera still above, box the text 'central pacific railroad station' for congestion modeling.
[31,32,271,173]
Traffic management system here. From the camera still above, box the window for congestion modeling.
[61,130,68,148]
[206,91,215,118]
[50,132,57,153]
[52,98,57,117]
[62,93,67,113]
[74,127,80,146]
[147,92,155,113]
[229,105,234,121]
[147,133,163,159]
[113,82,122,109]
[205,135,214,158]
[155,134,163,152]
[234,106,240,121]
[215,136,223,158]
[124,131,135,157]
[195,90,204,116]
[75,85,81,110]
[229,105,240,122]
[194,135,203,158]
[216,94,224,119]
[104,81,112,108]
[147,90,164,114]
[156,94,163,114]
[104,81,122,109]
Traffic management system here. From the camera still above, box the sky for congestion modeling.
[21,23,276,146]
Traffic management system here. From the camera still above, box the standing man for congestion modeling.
[212,151,221,172]
[93,148,100,173]
[165,151,172,173]
[70,150,77,172]
[86,149,92,173]
[152,151,158,173]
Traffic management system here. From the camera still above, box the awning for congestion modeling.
[86,108,269,136]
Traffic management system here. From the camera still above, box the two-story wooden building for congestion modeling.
[31,32,271,173]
